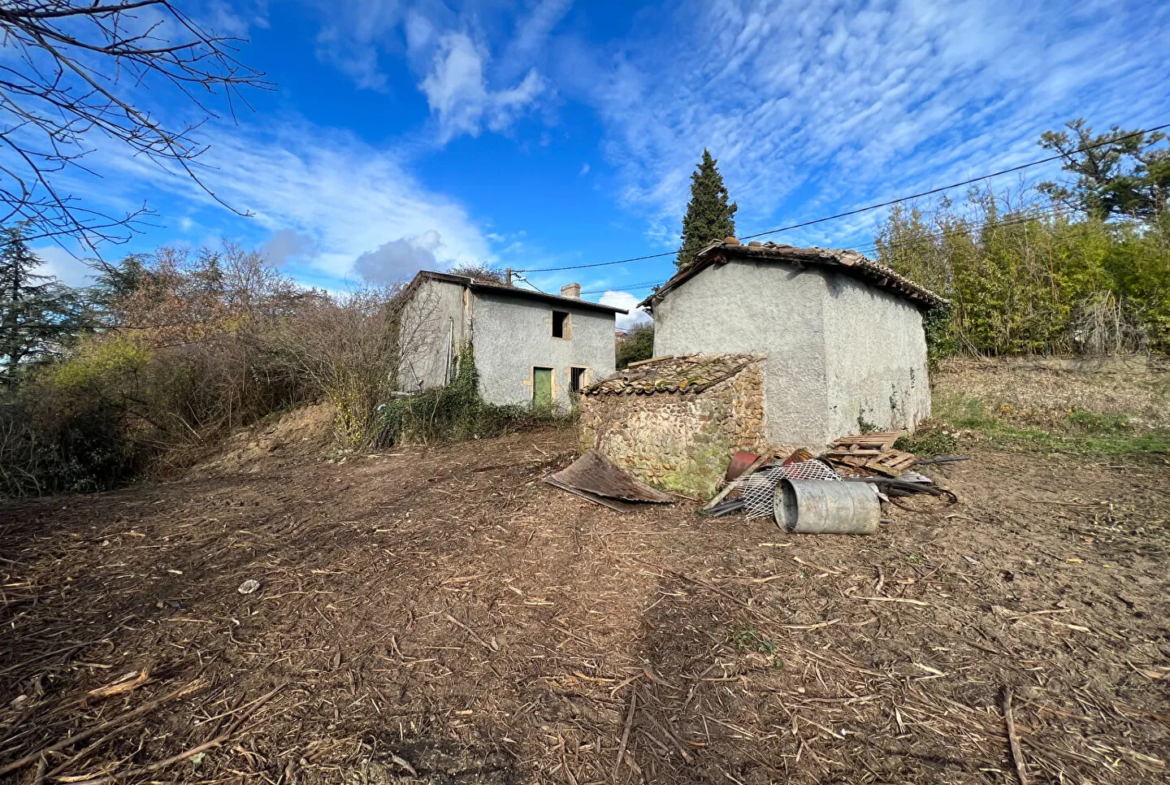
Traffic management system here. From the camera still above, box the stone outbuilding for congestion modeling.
[579,354,767,496]
[398,271,626,410]
[641,239,948,446]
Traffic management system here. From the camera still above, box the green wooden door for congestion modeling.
[533,367,553,408]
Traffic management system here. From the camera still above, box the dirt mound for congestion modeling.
[935,355,1170,430]
[186,401,337,477]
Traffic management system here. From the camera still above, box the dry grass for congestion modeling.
[934,355,1170,431]
[2,419,1169,784]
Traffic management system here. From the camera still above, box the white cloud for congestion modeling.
[600,290,652,331]
[95,120,492,285]
[352,230,444,284]
[498,0,574,81]
[308,0,408,91]
[419,31,547,144]
[32,245,94,288]
[579,162,590,176]
[564,0,1170,248]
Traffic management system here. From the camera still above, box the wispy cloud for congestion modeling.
[561,0,1170,248]
[418,31,547,144]
[96,120,493,285]
[600,290,652,331]
[304,0,408,91]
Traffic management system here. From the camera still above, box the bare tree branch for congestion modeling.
[0,0,270,251]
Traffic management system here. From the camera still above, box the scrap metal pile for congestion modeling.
[544,431,960,534]
[701,431,960,533]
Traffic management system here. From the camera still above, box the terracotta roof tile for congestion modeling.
[640,241,947,311]
[584,353,764,396]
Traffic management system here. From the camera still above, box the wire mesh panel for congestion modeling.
[740,460,840,518]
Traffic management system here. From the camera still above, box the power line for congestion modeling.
[519,249,678,274]
[578,278,663,295]
[852,201,1070,256]
[585,204,1080,301]
[514,121,1170,274]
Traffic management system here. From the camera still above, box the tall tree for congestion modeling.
[1038,120,1169,220]
[0,225,85,384]
[677,150,738,268]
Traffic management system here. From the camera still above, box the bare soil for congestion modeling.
[2,425,1169,784]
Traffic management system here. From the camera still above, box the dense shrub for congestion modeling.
[0,244,405,497]
[376,346,557,446]
[876,193,1170,357]
[617,324,655,368]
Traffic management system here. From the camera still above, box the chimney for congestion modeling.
[560,283,581,299]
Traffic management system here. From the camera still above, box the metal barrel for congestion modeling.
[774,479,880,535]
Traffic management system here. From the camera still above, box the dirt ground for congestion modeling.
[2,425,1169,784]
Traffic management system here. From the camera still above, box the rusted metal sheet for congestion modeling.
[725,450,761,482]
[546,450,672,505]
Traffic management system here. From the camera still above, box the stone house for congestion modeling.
[641,238,948,445]
[579,354,767,496]
[398,271,626,409]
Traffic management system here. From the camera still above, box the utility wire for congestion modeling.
[588,204,1079,301]
[578,278,663,295]
[514,121,1170,274]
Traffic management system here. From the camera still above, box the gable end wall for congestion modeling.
[653,259,930,444]
[652,259,831,444]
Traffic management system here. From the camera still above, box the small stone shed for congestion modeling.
[642,238,949,446]
[578,354,767,496]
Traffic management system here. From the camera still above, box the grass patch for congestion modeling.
[730,628,777,655]
[933,393,1170,456]
[894,428,959,457]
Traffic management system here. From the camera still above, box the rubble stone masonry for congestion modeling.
[579,359,766,497]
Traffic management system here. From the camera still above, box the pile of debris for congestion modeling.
[699,431,960,533]
[543,430,961,534]
[824,431,916,476]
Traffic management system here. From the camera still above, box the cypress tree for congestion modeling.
[0,225,85,385]
[677,150,738,268]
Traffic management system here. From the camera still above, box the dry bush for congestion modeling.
[0,244,411,496]
[269,286,403,449]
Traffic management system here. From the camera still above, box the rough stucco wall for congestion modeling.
[653,259,831,445]
[397,279,469,392]
[579,363,766,496]
[472,293,617,409]
[822,272,930,436]
[653,259,931,445]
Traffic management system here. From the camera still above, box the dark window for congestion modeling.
[552,310,568,338]
[570,367,587,393]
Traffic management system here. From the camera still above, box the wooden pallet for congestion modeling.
[825,431,915,476]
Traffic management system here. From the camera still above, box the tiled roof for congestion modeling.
[640,240,948,311]
[403,270,628,315]
[584,353,764,396]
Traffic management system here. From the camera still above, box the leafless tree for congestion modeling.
[0,1,268,250]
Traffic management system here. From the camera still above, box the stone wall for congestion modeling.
[579,361,766,497]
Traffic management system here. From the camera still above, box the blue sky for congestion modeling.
[35,0,1170,329]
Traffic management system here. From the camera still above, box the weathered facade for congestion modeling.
[579,354,767,496]
[399,272,624,410]
[643,240,947,446]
